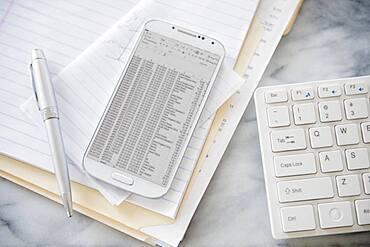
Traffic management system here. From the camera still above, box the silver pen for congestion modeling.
[30,49,73,217]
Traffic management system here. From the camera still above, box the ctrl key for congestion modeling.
[281,205,316,232]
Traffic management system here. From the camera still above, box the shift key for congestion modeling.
[278,177,334,203]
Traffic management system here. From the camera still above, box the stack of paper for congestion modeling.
[0,0,302,246]
[0,0,139,201]
[0,0,139,166]
[22,0,258,217]
[199,0,301,183]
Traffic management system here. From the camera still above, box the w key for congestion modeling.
[335,124,360,145]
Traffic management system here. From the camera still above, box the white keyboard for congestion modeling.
[254,76,370,239]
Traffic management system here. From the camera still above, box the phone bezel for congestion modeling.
[83,19,225,198]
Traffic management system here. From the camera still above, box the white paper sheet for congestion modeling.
[198,0,301,212]
[203,0,301,166]
[22,0,257,218]
[0,0,140,203]
[139,1,301,246]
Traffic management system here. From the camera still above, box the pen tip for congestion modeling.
[62,192,73,218]
[66,209,72,218]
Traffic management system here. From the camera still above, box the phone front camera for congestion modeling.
[201,37,205,40]
[172,26,175,29]
[211,41,214,45]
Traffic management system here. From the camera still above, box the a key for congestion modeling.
[361,122,370,143]
[265,90,288,103]
[335,124,360,146]
[355,199,370,225]
[277,177,334,203]
[274,153,316,177]
[318,201,353,229]
[291,88,314,101]
[267,106,290,127]
[319,150,344,173]
[336,174,361,197]
[363,173,370,194]
[344,98,369,120]
[292,103,316,125]
[345,148,370,170]
[345,82,368,95]
[270,129,306,152]
[309,126,333,148]
[318,101,342,122]
[281,205,316,232]
[318,84,342,98]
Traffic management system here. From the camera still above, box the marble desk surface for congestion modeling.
[1,0,370,246]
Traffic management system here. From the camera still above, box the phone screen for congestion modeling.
[87,28,221,187]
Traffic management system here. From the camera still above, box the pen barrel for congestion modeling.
[44,118,72,197]
[31,51,57,110]
[41,106,59,121]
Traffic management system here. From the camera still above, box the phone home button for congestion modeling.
[111,172,134,185]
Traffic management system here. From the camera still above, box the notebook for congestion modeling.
[0,0,255,206]
[0,0,139,202]
[21,0,258,217]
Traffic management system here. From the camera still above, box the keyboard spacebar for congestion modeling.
[277,177,334,203]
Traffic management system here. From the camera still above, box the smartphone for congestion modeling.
[83,20,224,198]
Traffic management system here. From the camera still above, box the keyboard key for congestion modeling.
[267,106,290,127]
[277,177,334,203]
[309,126,333,148]
[336,175,361,197]
[318,84,342,98]
[319,150,343,173]
[254,79,370,238]
[361,122,370,143]
[292,103,316,125]
[335,124,360,146]
[363,173,370,194]
[318,201,353,229]
[281,205,316,232]
[345,82,368,95]
[344,98,369,120]
[318,101,342,122]
[355,199,370,225]
[265,90,288,103]
[270,129,306,152]
[274,153,316,177]
[291,88,314,101]
[345,148,370,170]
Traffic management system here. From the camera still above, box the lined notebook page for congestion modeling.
[0,0,138,203]
[23,0,257,217]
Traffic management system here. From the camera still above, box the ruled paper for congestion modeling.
[0,0,139,203]
[22,0,258,217]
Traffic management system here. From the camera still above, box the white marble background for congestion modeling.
[1,0,370,246]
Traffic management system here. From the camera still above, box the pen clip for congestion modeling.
[29,63,40,110]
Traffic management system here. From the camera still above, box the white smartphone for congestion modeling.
[83,20,224,198]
